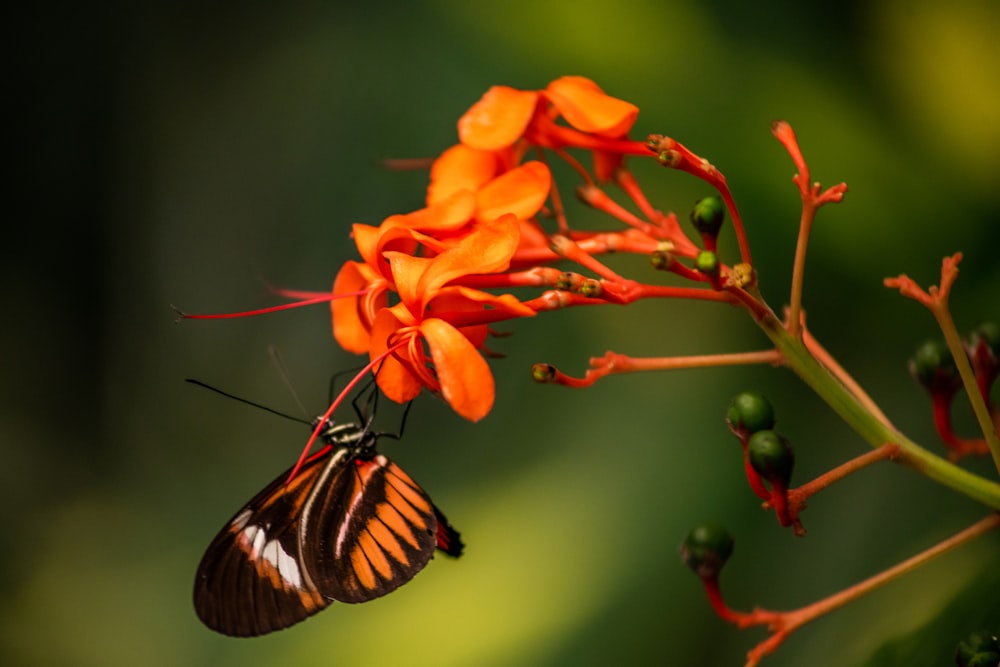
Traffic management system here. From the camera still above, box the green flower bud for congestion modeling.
[690,196,725,237]
[747,430,794,486]
[695,250,719,277]
[726,391,776,434]
[908,339,960,393]
[680,524,734,579]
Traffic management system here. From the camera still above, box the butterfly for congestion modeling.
[192,384,463,637]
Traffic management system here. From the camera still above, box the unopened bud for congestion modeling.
[681,524,734,579]
[695,250,720,277]
[909,340,960,394]
[747,430,795,487]
[690,196,725,237]
[726,392,776,435]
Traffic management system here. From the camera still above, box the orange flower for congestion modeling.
[545,76,639,180]
[332,260,387,354]
[428,149,551,222]
[427,144,553,262]
[457,86,540,154]
[426,144,502,207]
[368,214,535,421]
[331,78,642,420]
[543,76,639,139]
[457,76,640,180]
[331,190,476,352]
[334,159,551,355]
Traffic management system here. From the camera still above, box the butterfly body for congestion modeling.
[194,418,462,637]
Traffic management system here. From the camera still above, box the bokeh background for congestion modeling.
[6,1,999,665]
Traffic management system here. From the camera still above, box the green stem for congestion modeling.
[758,313,1000,509]
[933,305,1000,474]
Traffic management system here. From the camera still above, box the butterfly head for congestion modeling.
[313,418,378,456]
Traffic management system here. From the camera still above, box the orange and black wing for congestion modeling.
[304,453,463,603]
[193,450,349,637]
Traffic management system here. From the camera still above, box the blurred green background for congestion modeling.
[5,1,999,665]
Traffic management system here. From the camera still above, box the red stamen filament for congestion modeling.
[576,183,667,240]
[613,168,658,221]
[176,293,343,320]
[549,234,625,282]
[284,339,407,484]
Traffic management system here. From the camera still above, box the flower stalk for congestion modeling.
[760,312,1000,508]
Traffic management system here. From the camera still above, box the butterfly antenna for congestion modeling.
[267,344,310,418]
[185,379,308,425]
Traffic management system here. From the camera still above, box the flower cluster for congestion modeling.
[324,75,755,421]
[183,76,765,421]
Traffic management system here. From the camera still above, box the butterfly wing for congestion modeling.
[303,453,462,602]
[194,447,464,635]
[433,504,464,557]
[193,450,349,637]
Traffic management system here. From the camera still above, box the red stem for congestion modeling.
[701,576,748,625]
